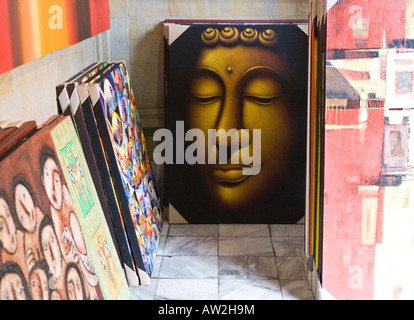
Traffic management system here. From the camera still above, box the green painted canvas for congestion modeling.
[48,116,130,300]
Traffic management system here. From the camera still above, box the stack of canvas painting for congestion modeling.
[0,118,130,300]
[0,60,163,299]
[307,0,414,300]
[163,20,309,224]
[56,61,163,286]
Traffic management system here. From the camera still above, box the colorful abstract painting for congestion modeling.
[0,126,104,300]
[0,0,110,74]
[88,62,163,277]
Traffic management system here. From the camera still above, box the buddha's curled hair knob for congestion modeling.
[201,28,220,46]
[240,28,259,45]
[219,27,239,46]
[259,29,278,46]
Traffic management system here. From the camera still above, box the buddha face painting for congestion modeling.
[166,24,308,223]
[187,29,293,211]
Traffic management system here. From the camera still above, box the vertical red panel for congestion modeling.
[0,0,14,74]
[64,0,80,44]
[89,0,110,36]
[323,109,384,300]
[327,0,406,50]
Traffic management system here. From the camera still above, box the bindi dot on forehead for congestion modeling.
[227,66,233,74]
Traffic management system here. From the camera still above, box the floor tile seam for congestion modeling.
[218,254,275,257]
[154,254,281,280]
[165,235,218,238]
[218,235,274,255]
[154,278,220,300]
[153,278,284,291]
[155,276,219,280]
[218,255,280,280]
[153,277,282,282]
[155,278,219,281]
[270,235,305,239]
[218,235,272,238]
[217,279,284,301]
[165,236,273,238]
[218,278,282,288]
[161,254,219,257]
[157,254,283,258]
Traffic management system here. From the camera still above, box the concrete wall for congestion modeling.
[0,31,111,126]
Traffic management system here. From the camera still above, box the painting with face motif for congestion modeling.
[0,125,105,300]
[164,21,308,224]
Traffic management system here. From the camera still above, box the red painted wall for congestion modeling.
[327,0,406,50]
[323,109,384,299]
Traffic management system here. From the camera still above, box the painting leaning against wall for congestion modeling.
[164,20,309,224]
[0,126,104,300]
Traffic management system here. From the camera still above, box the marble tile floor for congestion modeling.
[129,221,315,300]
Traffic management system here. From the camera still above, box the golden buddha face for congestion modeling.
[186,43,294,210]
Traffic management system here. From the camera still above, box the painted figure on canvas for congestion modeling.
[61,141,94,216]
[93,225,122,299]
[39,146,101,299]
[167,24,308,223]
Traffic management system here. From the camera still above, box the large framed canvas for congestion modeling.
[307,0,414,300]
[0,126,104,300]
[0,0,110,74]
[163,20,309,224]
[48,116,130,300]
[87,62,163,281]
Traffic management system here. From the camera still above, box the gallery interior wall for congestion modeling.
[0,32,110,126]
[110,0,309,129]
[0,0,308,204]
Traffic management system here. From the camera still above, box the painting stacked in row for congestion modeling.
[0,117,129,300]
[0,61,163,300]
[57,61,163,286]
[307,0,414,299]
[164,20,309,224]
